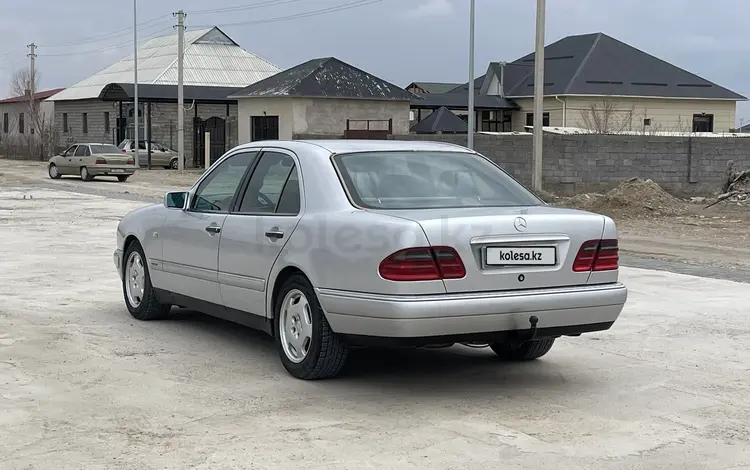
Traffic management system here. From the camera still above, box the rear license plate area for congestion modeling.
[484,246,557,266]
[110,169,125,173]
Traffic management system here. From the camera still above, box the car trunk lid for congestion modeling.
[375,206,606,293]
[97,153,133,165]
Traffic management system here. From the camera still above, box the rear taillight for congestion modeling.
[573,239,619,272]
[122,148,127,153]
[126,158,134,165]
[379,246,466,281]
[95,158,106,164]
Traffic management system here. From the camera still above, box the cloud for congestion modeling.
[404,0,453,18]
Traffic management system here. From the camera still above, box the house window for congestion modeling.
[251,115,279,141]
[2,113,7,133]
[63,113,68,133]
[526,112,550,127]
[692,113,714,133]
[19,113,24,134]
[82,113,88,134]
[104,112,110,134]
[480,110,512,132]
[643,118,652,126]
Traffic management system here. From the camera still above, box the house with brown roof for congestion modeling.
[0,88,63,156]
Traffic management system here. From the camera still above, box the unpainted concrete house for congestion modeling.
[229,57,414,142]
[46,27,280,165]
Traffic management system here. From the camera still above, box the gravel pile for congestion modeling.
[557,178,688,219]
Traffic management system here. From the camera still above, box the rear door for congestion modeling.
[159,151,258,305]
[218,149,302,316]
[73,144,89,169]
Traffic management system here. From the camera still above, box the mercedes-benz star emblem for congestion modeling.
[513,216,527,232]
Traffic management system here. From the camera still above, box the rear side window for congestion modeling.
[333,151,542,209]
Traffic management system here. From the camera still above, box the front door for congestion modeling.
[218,150,302,316]
[159,151,258,305]
[59,145,77,174]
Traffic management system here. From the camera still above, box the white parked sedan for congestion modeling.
[114,140,627,379]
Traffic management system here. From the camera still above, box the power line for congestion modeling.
[36,27,174,57]
[189,0,307,15]
[36,14,172,48]
[191,0,382,29]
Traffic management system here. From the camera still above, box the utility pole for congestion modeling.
[467,0,475,150]
[133,0,140,168]
[174,10,186,170]
[531,0,546,192]
[27,43,36,128]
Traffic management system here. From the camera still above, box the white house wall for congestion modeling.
[509,96,738,133]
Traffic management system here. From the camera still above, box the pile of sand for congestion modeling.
[557,178,688,219]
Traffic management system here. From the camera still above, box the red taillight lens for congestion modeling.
[573,239,619,272]
[379,246,466,281]
[126,158,135,165]
[594,239,619,271]
[95,158,106,164]
[122,148,127,153]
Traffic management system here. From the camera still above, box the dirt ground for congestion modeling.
[2,159,748,275]
[1,185,749,469]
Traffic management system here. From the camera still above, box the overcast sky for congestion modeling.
[1,0,748,124]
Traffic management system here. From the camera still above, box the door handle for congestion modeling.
[205,225,221,235]
[265,229,284,240]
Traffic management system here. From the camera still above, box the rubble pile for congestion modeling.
[557,177,688,219]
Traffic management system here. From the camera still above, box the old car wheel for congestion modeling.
[170,158,179,169]
[117,175,129,182]
[123,241,171,321]
[48,164,61,179]
[80,167,93,181]
[490,338,556,361]
[275,274,348,380]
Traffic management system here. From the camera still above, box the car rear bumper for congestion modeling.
[316,282,627,342]
[90,166,136,176]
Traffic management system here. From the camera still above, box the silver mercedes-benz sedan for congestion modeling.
[113,140,627,380]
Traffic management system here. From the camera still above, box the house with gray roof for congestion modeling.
[413,32,747,134]
[229,57,414,141]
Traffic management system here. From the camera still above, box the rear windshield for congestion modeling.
[333,151,542,209]
[90,144,121,154]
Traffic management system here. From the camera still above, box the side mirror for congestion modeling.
[164,191,187,209]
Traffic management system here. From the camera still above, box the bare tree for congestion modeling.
[9,66,41,98]
[577,99,635,134]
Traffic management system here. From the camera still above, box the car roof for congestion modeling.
[69,143,119,146]
[235,139,474,156]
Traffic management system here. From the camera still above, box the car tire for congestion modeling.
[274,274,348,380]
[490,338,555,361]
[48,164,61,179]
[170,158,178,170]
[80,166,93,181]
[117,175,129,182]
[122,240,171,321]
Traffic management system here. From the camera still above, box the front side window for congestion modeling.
[238,151,298,214]
[333,151,542,209]
[74,145,88,157]
[190,152,257,212]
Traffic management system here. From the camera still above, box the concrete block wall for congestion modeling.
[394,133,750,195]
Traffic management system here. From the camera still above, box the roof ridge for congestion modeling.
[563,32,602,94]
